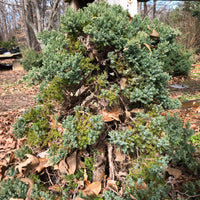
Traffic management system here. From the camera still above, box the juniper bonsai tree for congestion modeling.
[12,2,199,200]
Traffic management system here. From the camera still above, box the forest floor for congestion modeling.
[0,69,38,169]
[0,65,200,194]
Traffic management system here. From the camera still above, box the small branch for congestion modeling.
[46,0,61,30]
[107,142,115,180]
[0,0,22,7]
[45,168,54,186]
[72,185,79,200]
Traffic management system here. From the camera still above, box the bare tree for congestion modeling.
[0,0,21,41]
[21,0,62,49]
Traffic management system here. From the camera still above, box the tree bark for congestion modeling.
[153,0,157,19]
[143,2,147,18]
[21,0,62,50]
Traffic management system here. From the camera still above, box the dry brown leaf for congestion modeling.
[82,181,101,196]
[77,180,85,189]
[37,150,48,158]
[48,184,62,193]
[190,124,198,130]
[59,151,77,174]
[166,167,182,179]
[107,179,118,192]
[58,159,68,174]
[135,182,147,190]
[130,108,144,114]
[129,194,138,200]
[102,108,123,122]
[114,148,126,162]
[35,158,51,173]
[143,43,152,56]
[150,29,159,38]
[120,77,127,90]
[15,154,39,175]
[67,150,77,174]
[74,197,84,200]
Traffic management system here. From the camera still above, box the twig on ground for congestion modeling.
[107,142,115,180]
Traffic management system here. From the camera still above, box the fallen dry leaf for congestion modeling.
[15,154,39,176]
[135,182,147,190]
[129,194,139,200]
[58,150,77,174]
[150,29,159,38]
[114,148,126,162]
[35,158,51,173]
[82,181,101,196]
[74,197,84,200]
[107,179,118,192]
[58,159,68,174]
[37,150,48,158]
[77,180,85,189]
[67,150,77,174]
[120,77,127,90]
[166,167,182,179]
[48,184,62,193]
[102,107,123,122]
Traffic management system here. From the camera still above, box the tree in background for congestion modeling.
[0,0,67,50]
[0,0,21,41]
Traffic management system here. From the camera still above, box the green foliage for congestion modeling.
[109,106,200,199]
[151,18,193,77]
[109,106,168,155]
[62,106,103,150]
[190,2,200,20]
[12,116,27,138]
[190,132,200,149]
[37,76,68,106]
[109,106,198,171]
[162,44,192,76]
[30,184,54,200]
[21,48,43,71]
[0,37,17,50]
[182,180,200,197]
[11,2,199,199]
[23,1,191,108]
[84,156,94,180]
[103,190,123,200]
[12,106,61,149]
[0,178,28,200]
[15,145,33,160]
[49,107,103,163]
[165,114,197,170]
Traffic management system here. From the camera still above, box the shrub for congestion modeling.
[0,178,28,200]
[23,1,188,109]
[11,2,198,199]
[0,37,17,50]
[12,106,60,149]
[21,48,42,71]
[49,106,104,163]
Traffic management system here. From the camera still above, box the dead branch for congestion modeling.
[107,142,115,180]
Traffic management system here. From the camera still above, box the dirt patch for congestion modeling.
[0,69,39,137]
[0,70,38,113]
[169,65,200,134]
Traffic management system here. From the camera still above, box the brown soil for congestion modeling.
[168,64,200,134]
[0,69,38,136]
[0,70,38,112]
